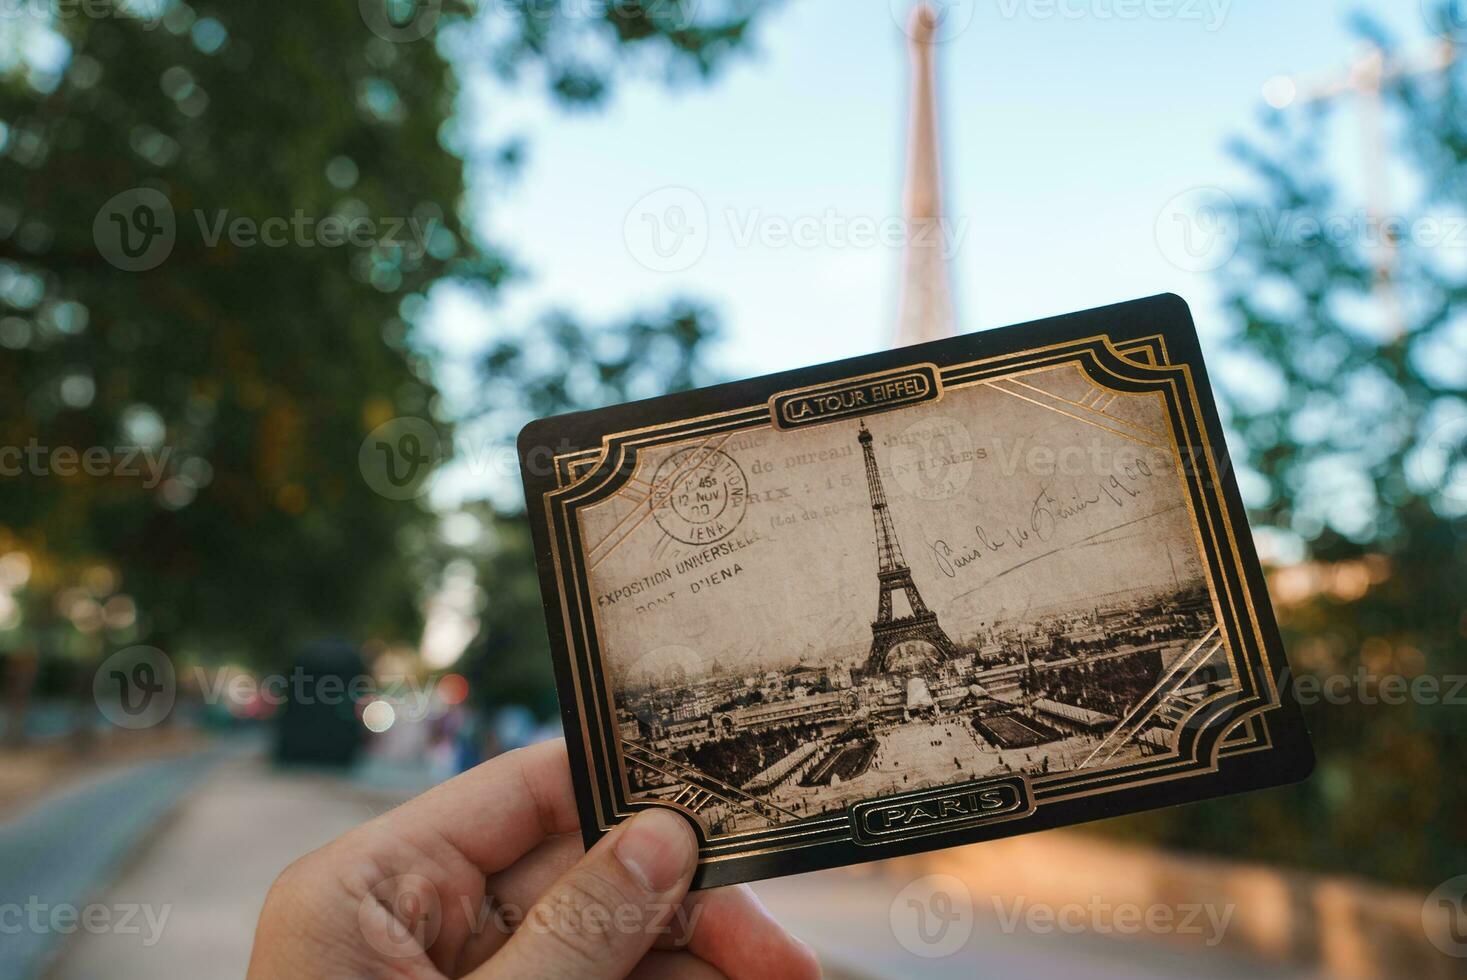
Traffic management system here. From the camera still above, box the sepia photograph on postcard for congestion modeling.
[587,362,1223,834]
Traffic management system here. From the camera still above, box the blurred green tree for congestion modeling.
[0,0,771,739]
[459,300,723,719]
[1102,10,1467,888]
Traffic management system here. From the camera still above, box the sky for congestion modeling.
[422,0,1447,511]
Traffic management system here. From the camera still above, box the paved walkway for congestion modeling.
[0,743,231,980]
[43,752,412,979]
[756,869,1321,980]
[33,747,1321,980]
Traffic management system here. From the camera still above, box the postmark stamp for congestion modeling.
[649,446,749,545]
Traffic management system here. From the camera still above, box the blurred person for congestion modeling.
[247,738,820,980]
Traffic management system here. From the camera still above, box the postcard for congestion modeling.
[518,293,1314,888]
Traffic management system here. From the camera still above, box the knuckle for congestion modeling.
[269,850,322,898]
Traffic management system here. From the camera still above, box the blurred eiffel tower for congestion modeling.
[893,2,959,348]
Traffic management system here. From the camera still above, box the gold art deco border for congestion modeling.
[541,333,1284,860]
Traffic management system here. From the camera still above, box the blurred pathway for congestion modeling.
[0,742,232,980]
[38,746,1328,980]
[44,751,416,979]
[754,869,1323,980]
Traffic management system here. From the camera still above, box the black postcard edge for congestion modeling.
[515,293,1315,888]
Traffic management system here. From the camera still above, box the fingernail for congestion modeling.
[615,809,695,893]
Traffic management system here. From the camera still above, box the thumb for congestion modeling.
[474,808,699,980]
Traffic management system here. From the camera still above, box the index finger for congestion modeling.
[376,737,581,874]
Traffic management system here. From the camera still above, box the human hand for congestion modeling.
[246,738,821,979]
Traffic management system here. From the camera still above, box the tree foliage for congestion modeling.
[460,300,724,718]
[1101,10,1467,887]
[0,0,771,682]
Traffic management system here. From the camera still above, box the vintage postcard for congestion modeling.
[518,294,1313,888]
